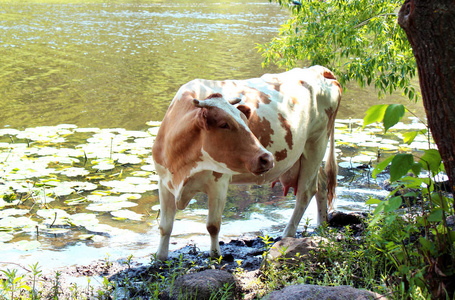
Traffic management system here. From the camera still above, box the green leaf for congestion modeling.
[403,131,418,144]
[384,196,402,213]
[427,208,443,222]
[372,155,394,179]
[366,198,382,205]
[420,149,442,175]
[449,230,455,241]
[373,201,386,215]
[390,154,414,182]
[383,104,405,132]
[363,104,388,127]
[399,176,423,189]
[411,162,422,176]
[419,237,433,251]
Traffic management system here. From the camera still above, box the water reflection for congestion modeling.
[0,0,289,130]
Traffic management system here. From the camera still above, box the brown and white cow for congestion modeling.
[152,65,342,260]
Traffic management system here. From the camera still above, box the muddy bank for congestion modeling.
[13,211,365,299]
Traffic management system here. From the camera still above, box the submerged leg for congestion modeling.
[156,181,176,261]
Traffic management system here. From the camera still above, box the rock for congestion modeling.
[264,284,387,300]
[264,237,329,267]
[160,269,238,300]
[328,211,365,227]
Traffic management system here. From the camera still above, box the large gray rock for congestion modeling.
[265,237,329,267]
[265,284,387,300]
[160,269,238,300]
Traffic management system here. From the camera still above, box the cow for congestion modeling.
[152,65,342,260]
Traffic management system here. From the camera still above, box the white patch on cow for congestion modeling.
[203,98,250,128]
[198,148,240,175]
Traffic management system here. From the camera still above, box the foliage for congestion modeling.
[260,226,390,296]
[258,0,418,100]
[364,106,455,299]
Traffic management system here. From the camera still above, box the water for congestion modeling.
[0,0,290,130]
[0,0,426,272]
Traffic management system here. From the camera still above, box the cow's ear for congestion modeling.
[195,107,209,130]
[237,104,251,119]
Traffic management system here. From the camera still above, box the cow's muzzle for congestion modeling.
[251,152,274,176]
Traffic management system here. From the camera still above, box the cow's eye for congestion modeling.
[219,123,230,129]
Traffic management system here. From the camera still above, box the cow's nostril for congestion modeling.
[259,153,274,169]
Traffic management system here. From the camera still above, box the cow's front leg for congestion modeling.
[156,181,176,261]
[206,175,230,258]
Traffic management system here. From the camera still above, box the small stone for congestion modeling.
[264,237,329,267]
[265,284,387,300]
[160,269,238,300]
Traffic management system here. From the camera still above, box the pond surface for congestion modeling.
[0,0,428,272]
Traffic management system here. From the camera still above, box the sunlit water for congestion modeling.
[0,0,428,273]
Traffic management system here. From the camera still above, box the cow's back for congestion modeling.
[161,66,341,184]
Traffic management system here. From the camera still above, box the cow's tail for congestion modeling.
[325,120,337,210]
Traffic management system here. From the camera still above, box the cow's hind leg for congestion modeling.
[283,149,326,237]
[206,176,230,258]
[156,181,176,261]
[282,170,318,237]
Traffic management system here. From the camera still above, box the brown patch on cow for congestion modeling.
[248,112,274,148]
[167,181,174,191]
[194,103,271,176]
[152,90,205,188]
[207,224,219,236]
[290,96,298,105]
[322,69,337,80]
[241,86,271,107]
[269,83,281,92]
[259,92,271,104]
[275,149,288,161]
[237,104,252,119]
[212,172,223,182]
[278,113,293,150]
[205,93,223,100]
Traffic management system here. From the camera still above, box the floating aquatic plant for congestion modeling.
[0,118,435,252]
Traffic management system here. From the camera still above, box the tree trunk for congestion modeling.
[398,0,455,203]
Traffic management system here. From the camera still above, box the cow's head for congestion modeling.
[192,93,274,176]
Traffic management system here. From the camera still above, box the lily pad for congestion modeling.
[92,158,116,170]
[114,153,142,165]
[60,167,90,177]
[146,121,161,127]
[0,208,29,218]
[111,209,143,221]
[0,216,37,229]
[0,232,14,242]
[86,201,137,212]
[13,240,41,251]
[41,227,71,235]
[37,208,70,226]
[67,213,99,227]
[72,182,98,191]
